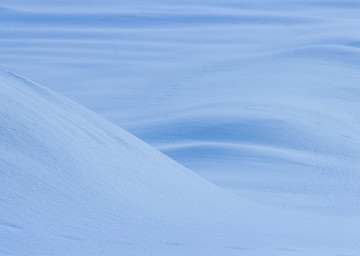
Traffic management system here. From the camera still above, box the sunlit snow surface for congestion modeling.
[0,0,360,254]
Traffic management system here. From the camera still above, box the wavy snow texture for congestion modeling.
[0,70,360,255]
[0,0,360,254]
[1,0,360,215]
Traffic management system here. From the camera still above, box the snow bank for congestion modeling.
[1,0,360,215]
[0,70,359,255]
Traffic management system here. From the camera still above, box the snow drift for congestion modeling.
[0,70,359,255]
[2,0,360,215]
[0,70,244,255]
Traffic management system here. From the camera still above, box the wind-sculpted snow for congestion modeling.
[2,0,360,214]
[0,70,360,255]
[1,0,360,253]
[0,70,253,255]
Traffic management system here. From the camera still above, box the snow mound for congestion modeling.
[0,70,359,255]
[0,70,239,254]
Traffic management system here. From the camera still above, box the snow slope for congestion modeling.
[1,0,360,214]
[1,70,359,255]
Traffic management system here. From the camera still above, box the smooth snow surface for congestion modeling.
[1,0,360,215]
[1,0,360,254]
[0,71,359,255]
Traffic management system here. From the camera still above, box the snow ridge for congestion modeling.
[1,70,359,255]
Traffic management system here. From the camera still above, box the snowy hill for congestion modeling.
[1,70,360,255]
[1,0,360,215]
[0,70,243,255]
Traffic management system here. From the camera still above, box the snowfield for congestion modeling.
[1,0,360,214]
[1,0,360,255]
[0,71,359,255]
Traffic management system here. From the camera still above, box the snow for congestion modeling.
[0,70,359,255]
[1,0,360,254]
[1,0,360,215]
